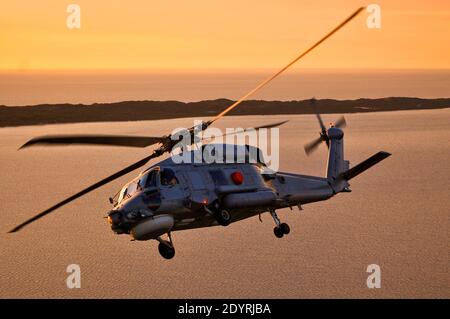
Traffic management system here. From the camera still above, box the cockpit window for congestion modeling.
[117,180,140,203]
[117,187,128,203]
[126,182,138,197]
[115,168,160,205]
[144,170,158,188]
[160,168,178,186]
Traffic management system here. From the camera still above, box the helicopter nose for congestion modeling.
[106,210,121,225]
[105,209,125,234]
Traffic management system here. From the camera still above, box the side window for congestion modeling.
[136,179,143,191]
[144,170,157,188]
[160,168,178,186]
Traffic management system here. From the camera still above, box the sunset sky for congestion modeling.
[1,0,449,71]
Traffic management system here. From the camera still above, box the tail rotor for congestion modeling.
[304,98,346,155]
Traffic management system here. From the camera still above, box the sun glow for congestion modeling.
[1,0,449,71]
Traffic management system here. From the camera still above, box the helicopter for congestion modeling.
[9,7,391,260]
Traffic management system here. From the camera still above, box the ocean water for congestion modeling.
[0,69,449,106]
[0,109,448,298]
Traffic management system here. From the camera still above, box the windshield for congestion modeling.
[117,183,139,203]
[117,186,128,204]
[116,168,159,204]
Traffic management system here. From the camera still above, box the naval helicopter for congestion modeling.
[9,7,390,259]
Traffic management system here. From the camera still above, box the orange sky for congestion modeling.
[1,0,449,71]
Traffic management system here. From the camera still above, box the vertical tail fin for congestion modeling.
[326,127,348,180]
[326,127,351,193]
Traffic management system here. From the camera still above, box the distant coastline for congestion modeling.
[0,97,448,128]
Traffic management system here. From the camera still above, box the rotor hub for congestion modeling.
[327,127,344,140]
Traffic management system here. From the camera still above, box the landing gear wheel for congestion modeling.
[158,241,175,259]
[280,223,290,235]
[273,226,284,238]
[214,209,231,226]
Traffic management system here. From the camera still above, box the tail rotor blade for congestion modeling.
[334,116,347,129]
[316,114,327,134]
[310,98,326,133]
[304,136,323,155]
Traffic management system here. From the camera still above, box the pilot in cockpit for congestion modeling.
[160,168,178,186]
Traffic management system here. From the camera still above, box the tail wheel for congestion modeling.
[273,226,284,238]
[158,241,175,260]
[214,209,231,226]
[280,223,290,235]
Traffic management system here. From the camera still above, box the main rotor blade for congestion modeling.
[252,120,289,130]
[304,136,323,155]
[204,120,289,141]
[20,135,165,149]
[8,153,158,233]
[207,7,365,125]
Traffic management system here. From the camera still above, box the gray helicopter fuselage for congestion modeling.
[107,144,335,240]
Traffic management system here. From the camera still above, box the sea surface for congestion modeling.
[0,109,448,298]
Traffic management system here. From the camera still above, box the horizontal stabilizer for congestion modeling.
[340,151,391,181]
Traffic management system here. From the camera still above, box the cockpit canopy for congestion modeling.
[114,166,178,205]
